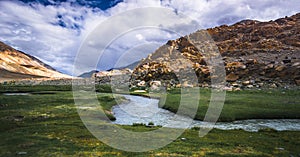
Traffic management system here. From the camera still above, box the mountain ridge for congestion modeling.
[130,13,300,89]
[0,41,72,80]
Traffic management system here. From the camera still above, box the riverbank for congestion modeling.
[0,88,299,156]
[112,95,300,131]
[1,85,299,122]
[158,88,300,122]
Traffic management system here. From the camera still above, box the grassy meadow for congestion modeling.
[159,88,300,122]
[0,85,299,156]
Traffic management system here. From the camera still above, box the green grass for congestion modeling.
[0,86,300,156]
[159,88,300,122]
[0,84,114,93]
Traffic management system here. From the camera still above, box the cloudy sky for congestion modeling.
[0,0,299,75]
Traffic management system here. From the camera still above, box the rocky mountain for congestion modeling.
[0,41,71,81]
[131,13,300,90]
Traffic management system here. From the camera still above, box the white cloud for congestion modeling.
[0,0,299,75]
[135,34,144,41]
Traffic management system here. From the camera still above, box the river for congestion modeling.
[112,95,300,132]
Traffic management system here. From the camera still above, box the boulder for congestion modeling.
[265,64,274,69]
[246,59,258,64]
[275,65,285,72]
[150,81,162,91]
[242,80,251,86]
[295,79,300,86]
[246,85,254,88]
[282,59,291,64]
[270,83,278,88]
[234,87,241,91]
[232,82,240,87]
[182,81,193,88]
[175,84,182,88]
[223,86,233,91]
[292,62,300,67]
[226,73,239,82]
[137,81,146,87]
[133,90,147,93]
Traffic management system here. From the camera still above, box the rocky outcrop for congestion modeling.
[131,13,300,89]
[93,69,133,85]
[0,41,71,80]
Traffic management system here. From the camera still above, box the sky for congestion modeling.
[0,0,299,76]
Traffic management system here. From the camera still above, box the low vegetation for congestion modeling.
[0,85,299,156]
[159,88,300,122]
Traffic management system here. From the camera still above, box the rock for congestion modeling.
[258,83,264,87]
[242,81,251,86]
[234,87,241,91]
[265,64,274,69]
[175,84,181,88]
[282,59,291,64]
[226,73,239,82]
[150,80,161,86]
[150,81,162,91]
[137,81,146,87]
[295,79,300,86]
[223,86,233,91]
[275,65,285,72]
[240,65,247,69]
[13,115,25,122]
[142,64,150,69]
[17,152,27,155]
[270,83,277,88]
[292,62,300,67]
[255,78,261,82]
[232,82,240,87]
[246,85,254,88]
[246,59,257,64]
[133,90,147,93]
[182,81,193,88]
[226,62,245,69]
[275,147,285,151]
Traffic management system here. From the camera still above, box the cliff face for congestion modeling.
[0,41,71,80]
[131,13,300,89]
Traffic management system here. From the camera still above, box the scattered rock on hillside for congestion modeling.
[130,13,300,89]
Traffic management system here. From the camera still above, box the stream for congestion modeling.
[112,95,300,132]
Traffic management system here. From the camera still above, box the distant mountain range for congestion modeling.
[78,70,99,78]
[78,61,139,78]
[0,41,71,81]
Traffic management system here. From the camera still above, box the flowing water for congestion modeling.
[3,93,31,95]
[112,95,300,132]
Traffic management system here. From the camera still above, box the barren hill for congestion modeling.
[0,41,71,81]
[131,13,300,89]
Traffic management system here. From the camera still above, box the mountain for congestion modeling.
[0,41,71,80]
[111,61,140,70]
[78,70,99,78]
[131,13,300,89]
[80,61,138,78]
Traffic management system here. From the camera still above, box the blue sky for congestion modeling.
[0,0,299,75]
